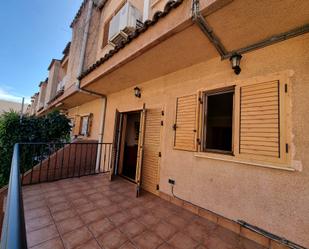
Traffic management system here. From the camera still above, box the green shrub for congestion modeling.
[0,110,71,187]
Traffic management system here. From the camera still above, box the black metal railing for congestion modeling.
[0,144,27,249]
[19,142,112,185]
[0,142,112,249]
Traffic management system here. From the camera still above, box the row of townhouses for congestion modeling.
[25,0,309,247]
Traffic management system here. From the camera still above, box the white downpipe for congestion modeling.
[95,97,107,173]
[143,0,151,21]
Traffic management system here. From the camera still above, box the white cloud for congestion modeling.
[0,87,31,104]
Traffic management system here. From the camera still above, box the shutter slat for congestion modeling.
[240,81,280,159]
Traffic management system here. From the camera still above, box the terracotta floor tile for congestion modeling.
[109,212,132,227]
[75,239,102,249]
[101,204,122,216]
[119,241,137,249]
[47,196,67,205]
[71,197,90,207]
[184,221,210,243]
[30,237,64,249]
[88,218,115,237]
[25,207,50,221]
[93,198,113,208]
[27,224,59,247]
[157,243,176,249]
[49,201,71,214]
[129,206,148,218]
[151,220,178,241]
[97,228,128,249]
[133,230,164,249]
[204,235,240,249]
[62,226,93,249]
[166,215,188,230]
[75,202,97,215]
[52,209,77,222]
[80,209,106,224]
[168,232,199,249]
[26,214,54,232]
[56,216,84,235]
[137,213,160,228]
[119,219,146,238]
[24,199,47,211]
[88,193,104,202]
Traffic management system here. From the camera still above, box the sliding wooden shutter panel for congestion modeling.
[174,94,198,151]
[239,80,281,160]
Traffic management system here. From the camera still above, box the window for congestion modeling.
[80,115,91,136]
[203,88,234,154]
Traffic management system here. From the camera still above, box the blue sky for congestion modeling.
[0,0,83,103]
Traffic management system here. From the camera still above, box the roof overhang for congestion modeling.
[80,0,309,95]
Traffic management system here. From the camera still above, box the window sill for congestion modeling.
[194,152,296,172]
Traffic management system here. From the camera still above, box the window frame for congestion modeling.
[79,114,92,137]
[201,86,235,155]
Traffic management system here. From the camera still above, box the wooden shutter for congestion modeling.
[102,20,110,48]
[73,116,81,136]
[239,80,282,162]
[141,108,162,195]
[136,104,146,197]
[174,94,198,151]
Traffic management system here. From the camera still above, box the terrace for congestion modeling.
[23,174,266,249]
[1,143,268,249]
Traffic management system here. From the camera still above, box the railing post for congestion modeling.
[0,144,28,249]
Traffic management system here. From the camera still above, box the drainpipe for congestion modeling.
[75,0,107,173]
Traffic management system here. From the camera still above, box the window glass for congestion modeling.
[80,116,89,136]
[204,90,234,153]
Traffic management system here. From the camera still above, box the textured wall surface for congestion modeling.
[102,34,309,247]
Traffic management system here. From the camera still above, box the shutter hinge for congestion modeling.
[286,144,289,153]
[156,184,160,190]
[158,152,162,157]
[197,138,201,145]
[198,97,203,104]
[161,110,164,116]
[285,84,288,93]
[173,124,177,130]
[161,120,164,126]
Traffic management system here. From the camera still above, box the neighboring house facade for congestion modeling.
[30,0,309,247]
[0,99,23,114]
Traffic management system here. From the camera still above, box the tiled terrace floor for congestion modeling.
[23,174,266,249]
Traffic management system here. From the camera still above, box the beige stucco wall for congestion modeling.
[68,98,103,141]
[101,34,309,247]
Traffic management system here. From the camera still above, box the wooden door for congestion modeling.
[135,105,146,197]
[140,108,162,195]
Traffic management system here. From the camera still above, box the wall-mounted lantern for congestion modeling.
[230,53,242,75]
[134,87,141,98]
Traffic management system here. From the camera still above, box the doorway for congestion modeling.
[111,107,162,196]
[118,111,141,181]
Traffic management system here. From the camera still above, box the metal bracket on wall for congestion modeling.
[192,0,309,60]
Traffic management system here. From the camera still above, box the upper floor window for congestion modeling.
[80,115,91,136]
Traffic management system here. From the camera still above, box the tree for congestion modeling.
[0,110,71,187]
